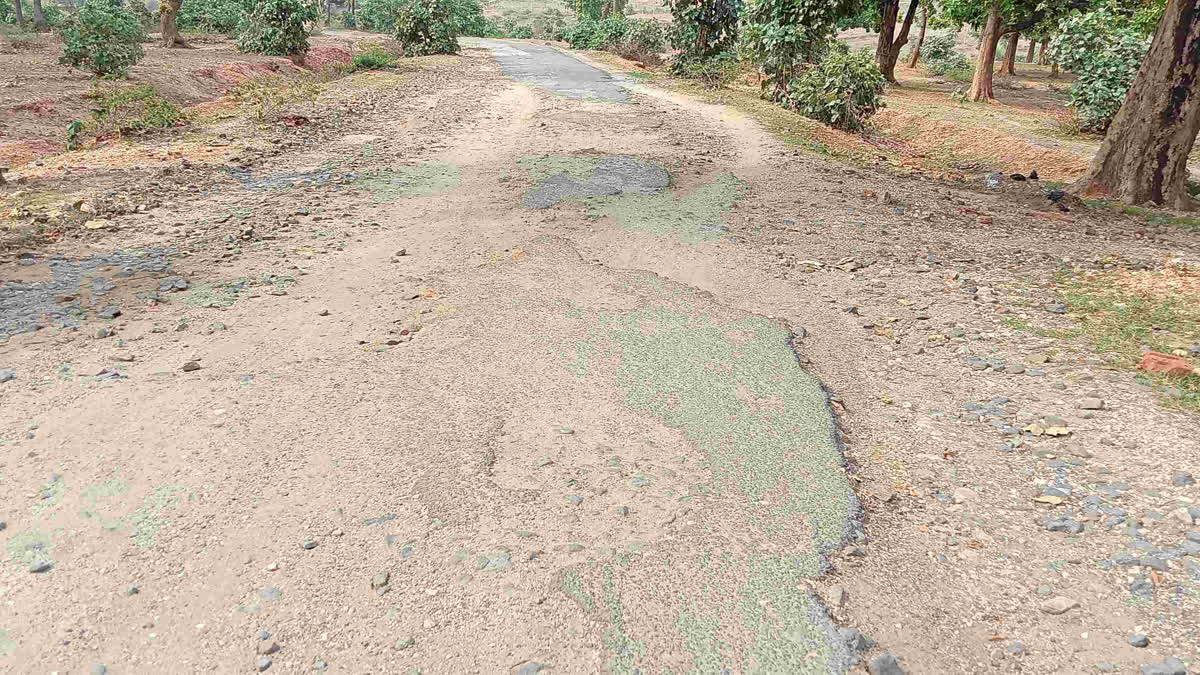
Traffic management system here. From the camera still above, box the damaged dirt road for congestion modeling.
[1,40,1199,674]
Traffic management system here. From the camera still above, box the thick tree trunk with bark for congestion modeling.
[908,6,927,68]
[31,0,46,30]
[1002,32,1019,75]
[1025,36,1035,63]
[968,3,1003,102]
[875,0,920,83]
[12,0,23,29]
[160,0,188,48]
[1074,0,1200,210]
[1039,36,1049,64]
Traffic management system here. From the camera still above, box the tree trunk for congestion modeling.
[1074,0,1200,211]
[907,6,927,68]
[160,0,188,48]
[1050,61,1059,78]
[1002,31,1019,75]
[1025,36,1035,63]
[12,0,23,28]
[1039,36,1049,64]
[875,0,920,83]
[967,3,1003,102]
[31,0,46,30]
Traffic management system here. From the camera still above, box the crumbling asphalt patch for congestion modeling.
[227,166,355,192]
[356,161,461,203]
[590,172,743,244]
[471,39,630,103]
[0,249,175,340]
[520,155,669,209]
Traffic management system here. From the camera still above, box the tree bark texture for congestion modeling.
[968,3,1003,102]
[160,0,187,48]
[1075,0,1200,210]
[1025,36,1035,63]
[1039,36,1049,64]
[31,0,45,30]
[12,0,23,29]
[1002,31,1019,75]
[907,6,927,68]
[875,0,920,83]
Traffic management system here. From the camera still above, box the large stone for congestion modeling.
[1138,352,1196,377]
[1039,596,1079,615]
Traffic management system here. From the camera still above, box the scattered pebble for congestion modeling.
[182,361,202,372]
[1173,471,1196,487]
[515,663,545,675]
[90,665,108,675]
[29,559,53,574]
[1128,633,1150,648]
[1040,596,1079,615]
[1077,397,1104,410]
[869,652,905,674]
[394,636,415,650]
[256,655,272,672]
[317,308,330,316]
[565,495,583,506]
[301,539,318,550]
[0,369,14,383]
[1140,657,1187,675]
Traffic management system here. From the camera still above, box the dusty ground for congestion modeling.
[1,32,1199,675]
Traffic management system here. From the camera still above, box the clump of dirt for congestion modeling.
[304,46,354,71]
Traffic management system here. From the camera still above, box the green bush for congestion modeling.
[919,31,957,62]
[785,44,885,132]
[1051,9,1149,132]
[925,52,969,76]
[563,17,603,48]
[615,18,665,61]
[672,50,740,86]
[56,0,145,77]
[179,0,253,33]
[390,0,459,56]
[739,0,857,102]
[357,0,397,31]
[667,0,740,69]
[2,0,64,27]
[89,84,182,133]
[235,0,319,57]
[352,45,399,69]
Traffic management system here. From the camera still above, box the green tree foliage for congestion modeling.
[785,42,886,131]
[389,0,459,55]
[564,15,666,59]
[236,0,320,56]
[1051,8,1150,131]
[665,0,741,71]
[2,0,64,27]
[56,0,145,77]
[739,0,860,101]
[179,0,254,33]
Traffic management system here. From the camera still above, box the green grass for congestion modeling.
[351,46,398,71]
[1119,205,1200,231]
[1056,270,1199,411]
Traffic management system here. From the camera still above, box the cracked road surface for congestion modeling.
[0,42,870,673]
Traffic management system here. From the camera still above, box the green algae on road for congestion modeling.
[356,161,461,202]
[590,172,744,244]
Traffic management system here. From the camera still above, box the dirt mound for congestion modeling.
[194,61,291,87]
[0,139,60,168]
[304,46,353,71]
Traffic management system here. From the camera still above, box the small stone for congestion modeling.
[317,309,330,316]
[951,487,977,504]
[0,520,6,531]
[514,662,545,675]
[90,665,108,675]
[313,658,329,671]
[565,495,583,506]
[1128,633,1150,648]
[371,571,390,590]
[257,628,271,640]
[301,539,318,550]
[95,327,114,339]
[0,369,15,383]
[869,652,905,675]
[394,636,415,650]
[182,361,202,372]
[1005,364,1026,375]
[97,305,121,319]
[1187,529,1200,543]
[1036,584,1052,596]
[1006,642,1027,655]
[829,586,846,607]
[1046,517,1085,534]
[266,562,279,571]
[29,559,53,574]
[113,352,135,362]
[395,248,407,257]
[125,583,139,596]
[1040,596,1079,614]
[1047,302,1067,314]
[1173,471,1196,487]
[1078,397,1104,410]
[1141,657,1187,675]
[257,639,280,655]
[256,655,272,671]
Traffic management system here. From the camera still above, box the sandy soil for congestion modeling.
[0,35,1199,675]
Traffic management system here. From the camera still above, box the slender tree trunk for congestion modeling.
[12,0,23,29]
[1050,61,1059,78]
[160,0,187,47]
[1025,36,1035,63]
[1074,0,1200,210]
[908,6,927,68]
[1002,31,1019,75]
[876,0,919,83]
[31,0,46,30]
[1039,36,1049,64]
[968,3,1003,102]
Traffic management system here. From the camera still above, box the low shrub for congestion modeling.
[351,45,399,69]
[83,84,182,141]
[785,44,885,132]
[564,16,664,61]
[671,50,739,87]
[179,0,253,34]
[235,0,320,57]
[56,0,145,77]
[919,31,957,62]
[390,0,459,56]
